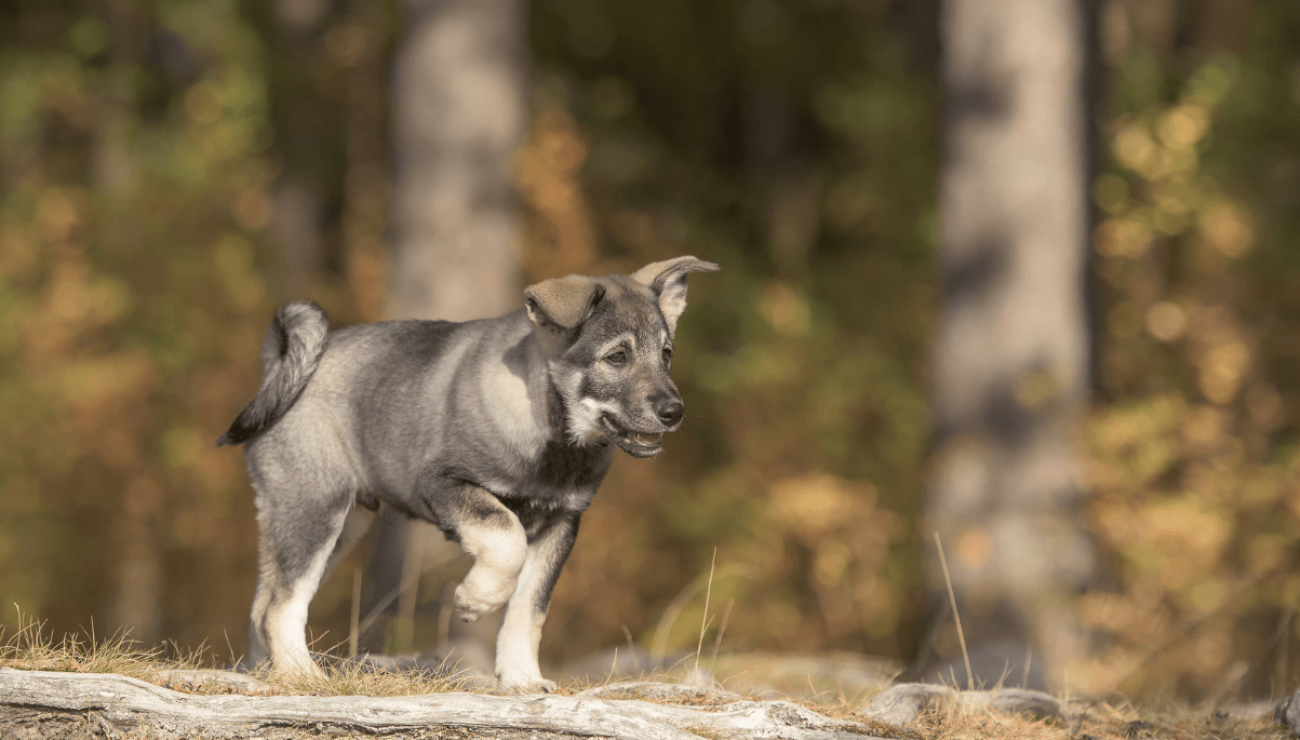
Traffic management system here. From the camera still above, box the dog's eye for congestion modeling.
[605,350,628,366]
[662,347,673,364]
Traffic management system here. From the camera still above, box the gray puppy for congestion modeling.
[218,256,718,691]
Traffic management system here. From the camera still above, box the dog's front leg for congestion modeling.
[494,512,580,694]
[433,484,529,624]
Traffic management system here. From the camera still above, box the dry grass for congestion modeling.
[705,651,899,704]
[260,660,473,698]
[914,699,1284,740]
[0,608,204,681]
[0,610,471,697]
[0,613,1289,740]
[634,654,1286,740]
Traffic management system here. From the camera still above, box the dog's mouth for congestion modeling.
[599,416,665,458]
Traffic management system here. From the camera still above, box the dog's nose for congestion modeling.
[655,398,684,426]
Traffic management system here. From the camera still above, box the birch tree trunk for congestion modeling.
[923,0,1097,691]
[363,0,527,659]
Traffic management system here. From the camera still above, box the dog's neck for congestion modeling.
[508,321,583,445]
[506,313,614,478]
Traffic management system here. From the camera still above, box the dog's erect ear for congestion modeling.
[631,256,719,335]
[524,276,606,332]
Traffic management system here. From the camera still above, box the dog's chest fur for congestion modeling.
[441,409,614,513]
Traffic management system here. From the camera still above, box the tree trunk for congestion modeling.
[922,0,1097,691]
[363,0,527,661]
[386,0,526,323]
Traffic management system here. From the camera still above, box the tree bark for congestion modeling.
[386,0,526,323]
[923,0,1097,690]
[0,669,888,740]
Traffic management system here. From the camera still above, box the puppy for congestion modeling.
[219,257,718,691]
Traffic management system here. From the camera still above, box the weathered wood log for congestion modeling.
[0,668,891,739]
[153,669,275,695]
[856,683,951,726]
[856,682,1063,726]
[578,681,744,705]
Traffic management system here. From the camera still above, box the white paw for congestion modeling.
[273,651,324,679]
[453,575,513,623]
[496,669,557,694]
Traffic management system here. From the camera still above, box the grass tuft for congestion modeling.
[0,607,472,697]
[0,607,203,679]
[268,659,473,698]
[913,698,1287,740]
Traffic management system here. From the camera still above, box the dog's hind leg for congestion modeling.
[494,512,580,693]
[248,502,368,673]
[249,488,354,677]
[427,483,528,625]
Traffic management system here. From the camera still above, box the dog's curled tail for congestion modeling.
[217,300,329,447]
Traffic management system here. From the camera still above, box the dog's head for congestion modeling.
[524,256,719,457]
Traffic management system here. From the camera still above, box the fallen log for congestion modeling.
[0,668,891,740]
[856,683,1063,726]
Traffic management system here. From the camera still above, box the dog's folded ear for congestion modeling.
[632,256,720,335]
[524,276,607,332]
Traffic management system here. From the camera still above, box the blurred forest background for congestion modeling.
[2,0,1300,704]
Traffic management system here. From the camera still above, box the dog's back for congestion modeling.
[240,309,585,521]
